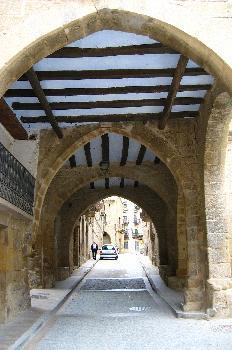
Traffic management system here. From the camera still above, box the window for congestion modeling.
[123,216,128,223]
[124,241,128,249]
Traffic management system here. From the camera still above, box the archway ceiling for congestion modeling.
[66,132,155,166]
[65,132,158,189]
[3,30,213,138]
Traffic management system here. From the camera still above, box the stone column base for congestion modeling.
[183,287,205,312]
[207,278,232,318]
[56,267,71,281]
[168,276,186,290]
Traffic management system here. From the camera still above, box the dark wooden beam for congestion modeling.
[136,145,147,165]
[120,178,124,188]
[84,142,92,167]
[69,155,76,168]
[13,97,203,110]
[134,181,139,188]
[120,136,129,166]
[105,178,109,189]
[48,43,177,58]
[19,67,208,81]
[101,134,109,163]
[154,156,161,164]
[21,111,198,124]
[90,182,95,189]
[0,98,28,140]
[101,134,110,189]
[25,67,63,138]
[159,55,189,129]
[5,84,211,97]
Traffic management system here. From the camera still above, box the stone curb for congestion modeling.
[8,259,98,350]
[140,258,207,320]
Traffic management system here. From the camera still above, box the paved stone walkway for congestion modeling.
[2,255,232,349]
[23,255,232,350]
[0,259,97,350]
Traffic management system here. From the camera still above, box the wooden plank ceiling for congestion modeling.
[67,132,160,190]
[2,31,213,190]
[4,30,213,138]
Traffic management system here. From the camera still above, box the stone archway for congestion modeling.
[0,1,232,323]
[4,8,228,315]
[56,185,175,283]
[1,6,230,316]
[39,162,178,286]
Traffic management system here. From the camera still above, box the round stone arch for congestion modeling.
[35,123,187,227]
[56,185,175,278]
[0,3,232,317]
[37,162,178,287]
[34,124,203,311]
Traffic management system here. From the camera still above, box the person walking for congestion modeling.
[91,241,98,260]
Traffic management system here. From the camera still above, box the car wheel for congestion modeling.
[115,257,118,260]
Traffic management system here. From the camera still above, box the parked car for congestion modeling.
[99,244,118,260]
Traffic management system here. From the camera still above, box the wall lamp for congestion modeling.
[99,161,110,175]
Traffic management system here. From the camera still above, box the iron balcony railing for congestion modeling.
[0,142,35,215]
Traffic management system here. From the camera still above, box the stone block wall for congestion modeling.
[0,210,32,323]
[225,131,232,270]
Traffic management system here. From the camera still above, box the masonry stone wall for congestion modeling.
[0,210,32,323]
[225,132,232,271]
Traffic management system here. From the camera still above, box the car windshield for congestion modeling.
[102,245,115,250]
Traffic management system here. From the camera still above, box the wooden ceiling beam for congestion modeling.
[120,178,125,188]
[136,145,147,165]
[13,97,203,110]
[0,98,28,140]
[84,142,92,167]
[101,134,110,190]
[120,136,129,166]
[19,67,208,81]
[159,55,189,129]
[25,67,63,138]
[5,84,211,97]
[90,182,95,189]
[48,43,177,58]
[101,134,109,163]
[69,155,76,168]
[105,178,109,189]
[21,111,198,124]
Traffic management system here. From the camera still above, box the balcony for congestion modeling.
[132,229,143,240]
[0,143,35,215]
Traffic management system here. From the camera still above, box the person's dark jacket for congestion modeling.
[91,243,98,251]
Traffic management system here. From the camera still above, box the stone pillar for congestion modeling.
[204,93,232,317]
[176,190,188,278]
[73,225,80,268]
[0,212,32,322]
[182,184,206,312]
[56,216,72,281]
[0,224,7,323]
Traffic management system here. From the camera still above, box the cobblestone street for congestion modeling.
[23,255,232,350]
